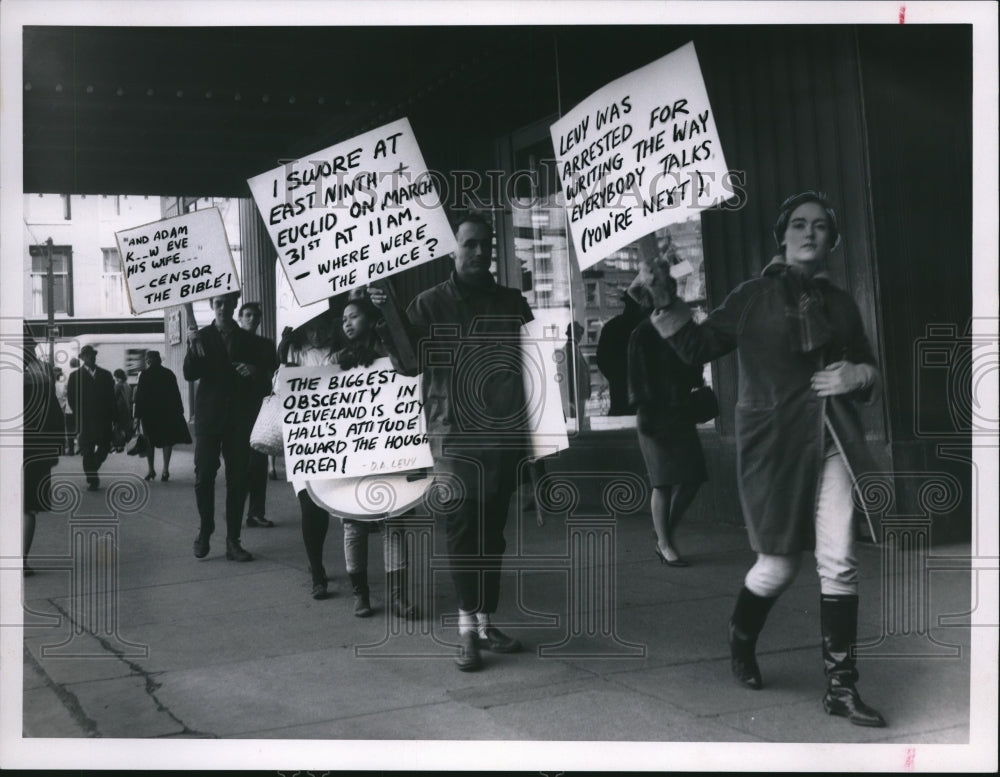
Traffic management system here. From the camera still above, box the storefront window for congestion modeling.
[499,122,711,433]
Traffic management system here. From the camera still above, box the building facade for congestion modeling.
[23,193,163,322]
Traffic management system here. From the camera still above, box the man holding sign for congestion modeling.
[184,291,272,562]
[371,212,533,672]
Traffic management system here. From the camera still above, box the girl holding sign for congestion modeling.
[281,295,418,620]
[645,192,886,728]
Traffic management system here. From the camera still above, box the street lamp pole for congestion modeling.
[45,237,55,373]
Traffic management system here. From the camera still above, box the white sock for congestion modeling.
[475,612,491,638]
[458,609,476,636]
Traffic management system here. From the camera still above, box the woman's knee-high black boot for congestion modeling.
[729,586,778,690]
[820,594,886,727]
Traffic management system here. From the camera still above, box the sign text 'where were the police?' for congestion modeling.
[279,358,433,480]
[247,118,457,307]
[550,41,735,270]
[115,208,240,313]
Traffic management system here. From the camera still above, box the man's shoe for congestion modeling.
[225,539,253,562]
[87,479,100,491]
[477,626,523,654]
[246,516,275,528]
[455,631,483,672]
[193,534,210,559]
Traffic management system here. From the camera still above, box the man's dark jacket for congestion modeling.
[182,323,271,436]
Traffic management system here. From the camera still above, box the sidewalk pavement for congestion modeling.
[15,445,979,765]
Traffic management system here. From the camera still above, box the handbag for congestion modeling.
[126,422,149,456]
[689,384,719,424]
[250,375,284,456]
[113,419,135,450]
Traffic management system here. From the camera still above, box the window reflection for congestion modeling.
[504,128,711,432]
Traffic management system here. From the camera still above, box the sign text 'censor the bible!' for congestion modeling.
[115,208,240,314]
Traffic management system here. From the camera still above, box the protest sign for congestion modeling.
[275,259,327,337]
[279,358,432,481]
[522,318,570,458]
[115,208,239,313]
[550,42,733,270]
[247,117,457,306]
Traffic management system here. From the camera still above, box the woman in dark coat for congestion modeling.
[22,329,64,575]
[650,191,885,728]
[133,350,191,481]
[597,292,645,415]
[628,271,706,567]
[112,368,134,452]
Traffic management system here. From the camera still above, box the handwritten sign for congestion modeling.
[279,358,432,481]
[275,259,327,337]
[550,42,733,270]
[248,117,457,306]
[115,208,239,313]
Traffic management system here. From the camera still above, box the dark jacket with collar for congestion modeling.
[182,322,272,436]
[653,258,881,553]
[628,317,707,437]
[67,364,116,445]
[399,273,534,495]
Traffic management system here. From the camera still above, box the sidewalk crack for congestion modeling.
[23,644,100,737]
[43,598,217,738]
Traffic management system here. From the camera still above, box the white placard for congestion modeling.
[522,319,570,459]
[279,358,432,481]
[248,117,457,306]
[550,41,734,270]
[274,259,327,336]
[115,208,240,313]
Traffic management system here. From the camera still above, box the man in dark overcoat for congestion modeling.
[66,344,116,490]
[183,292,271,562]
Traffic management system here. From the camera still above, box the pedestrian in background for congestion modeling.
[53,367,73,455]
[112,368,134,452]
[628,270,706,567]
[557,321,591,421]
[238,301,279,528]
[651,191,886,728]
[22,327,64,576]
[596,292,645,416]
[134,350,191,482]
[62,357,80,454]
[67,344,116,491]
